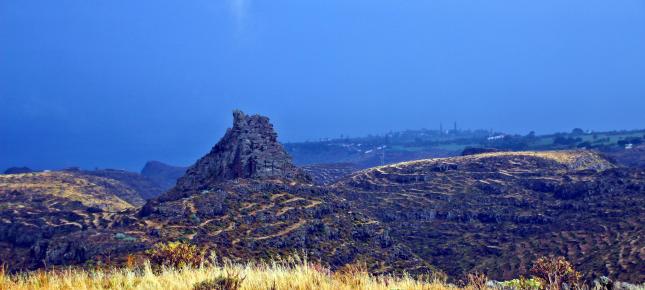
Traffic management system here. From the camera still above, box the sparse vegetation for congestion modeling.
[146,241,209,268]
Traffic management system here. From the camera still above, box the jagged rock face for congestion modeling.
[174,111,310,194]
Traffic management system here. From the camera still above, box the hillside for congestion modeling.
[82,169,166,200]
[137,178,430,274]
[0,171,148,270]
[284,129,481,168]
[301,163,361,185]
[0,171,144,210]
[0,112,643,284]
[284,128,645,169]
[140,161,188,191]
[138,111,430,274]
[335,150,644,281]
[0,111,433,276]
[603,144,645,169]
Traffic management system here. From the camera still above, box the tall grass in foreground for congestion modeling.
[0,262,455,290]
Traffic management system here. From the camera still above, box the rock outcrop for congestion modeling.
[172,110,310,195]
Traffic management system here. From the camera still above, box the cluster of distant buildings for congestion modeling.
[487,135,506,141]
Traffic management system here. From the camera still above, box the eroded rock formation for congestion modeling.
[173,110,310,194]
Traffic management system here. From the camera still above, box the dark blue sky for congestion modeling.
[1,0,644,171]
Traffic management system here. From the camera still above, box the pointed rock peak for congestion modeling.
[174,110,310,191]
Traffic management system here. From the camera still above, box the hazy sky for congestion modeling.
[1,0,644,171]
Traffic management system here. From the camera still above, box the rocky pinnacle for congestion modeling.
[173,110,310,192]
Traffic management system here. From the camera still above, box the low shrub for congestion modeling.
[193,271,245,290]
[125,254,136,269]
[333,261,369,287]
[466,272,488,290]
[146,241,208,268]
[530,256,582,290]
[307,262,331,276]
[189,213,201,224]
[114,232,137,242]
[499,276,541,290]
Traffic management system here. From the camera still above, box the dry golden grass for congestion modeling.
[369,150,611,172]
[0,262,458,290]
[465,150,604,166]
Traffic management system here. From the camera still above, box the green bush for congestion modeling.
[499,276,541,290]
[114,232,137,242]
[189,213,201,224]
